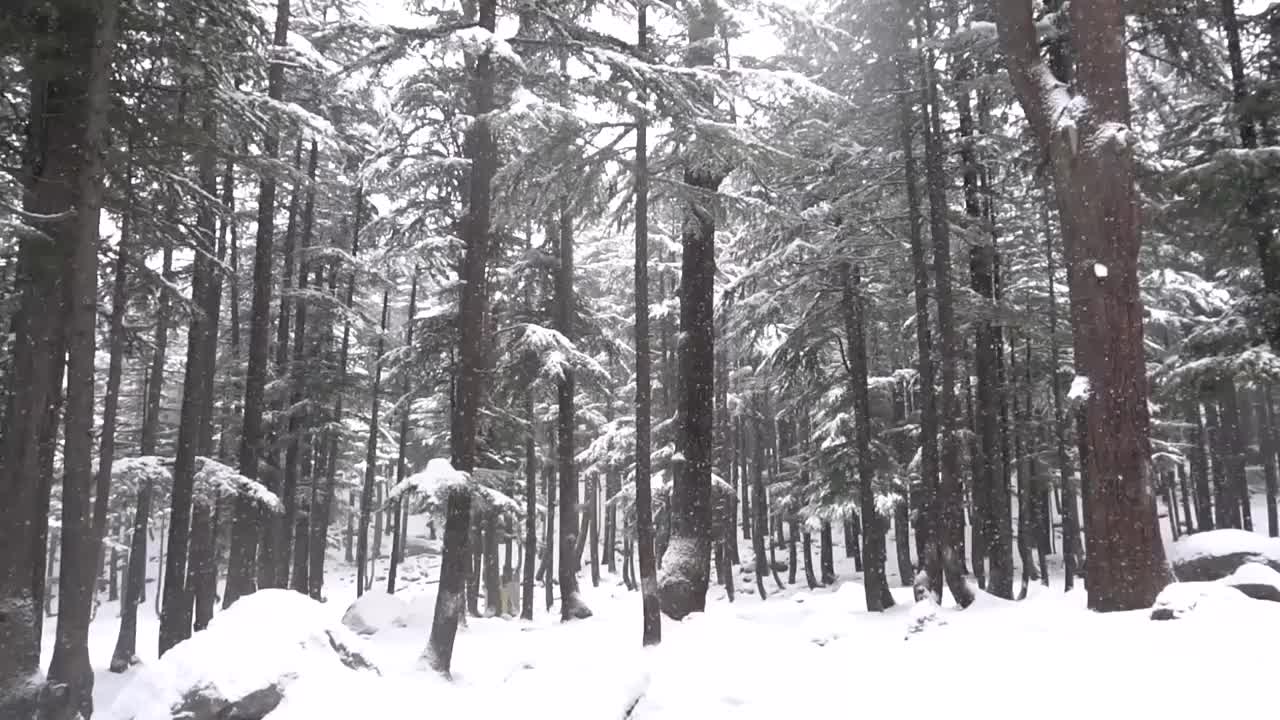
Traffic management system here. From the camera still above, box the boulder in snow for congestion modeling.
[1169,529,1280,582]
[341,590,410,635]
[1149,581,1251,621]
[105,590,379,720]
[1221,561,1280,603]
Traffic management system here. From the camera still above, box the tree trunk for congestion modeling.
[895,14,938,596]
[227,0,292,608]
[425,0,495,676]
[1044,206,1081,586]
[277,140,319,588]
[34,3,118,716]
[1262,388,1280,537]
[265,138,303,591]
[91,195,131,608]
[840,262,891,610]
[750,414,770,600]
[659,0,724,621]
[357,291,389,597]
[387,269,419,595]
[996,0,1170,610]
[310,187,363,600]
[634,0,661,645]
[1221,0,1280,353]
[555,203,591,621]
[920,3,972,607]
[1218,381,1248,529]
[158,107,220,654]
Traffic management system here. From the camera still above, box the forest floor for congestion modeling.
[82,501,1280,720]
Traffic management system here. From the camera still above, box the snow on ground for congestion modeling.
[56,495,1280,719]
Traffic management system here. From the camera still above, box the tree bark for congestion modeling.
[895,12,938,594]
[996,0,1170,610]
[840,262,892,610]
[1263,388,1280,537]
[634,0,662,645]
[387,268,419,595]
[659,0,725,620]
[227,0,292,608]
[920,2,972,607]
[310,187,363,600]
[357,291,389,596]
[425,0,496,676]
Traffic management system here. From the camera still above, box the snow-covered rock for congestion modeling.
[1169,529,1280,581]
[1221,561,1280,602]
[341,590,409,635]
[105,590,379,720]
[1149,581,1251,621]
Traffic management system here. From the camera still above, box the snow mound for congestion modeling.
[105,590,379,720]
[1169,529,1280,581]
[1222,561,1280,602]
[1149,582,1251,621]
[342,591,409,635]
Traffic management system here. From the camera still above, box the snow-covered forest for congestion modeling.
[3,0,1280,717]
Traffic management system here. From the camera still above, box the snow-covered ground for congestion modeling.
[68,496,1280,720]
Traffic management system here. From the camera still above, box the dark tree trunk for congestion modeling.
[388,269,419,595]
[112,244,171,669]
[1221,0,1280,353]
[1044,207,1082,586]
[997,0,1170,610]
[522,391,538,619]
[895,15,938,595]
[920,4,973,607]
[750,415,769,600]
[1206,400,1230,529]
[91,194,131,608]
[1262,388,1280,537]
[357,291,390,596]
[265,138,303,591]
[634,1,661,644]
[787,520,798,585]
[159,108,221,655]
[483,512,501,616]
[544,431,556,612]
[556,203,591,621]
[425,0,496,676]
[38,3,118,714]
[840,263,891,610]
[802,530,819,589]
[278,140,320,588]
[659,0,724,620]
[310,188,363,600]
[227,0,292,608]
[1218,381,1248,529]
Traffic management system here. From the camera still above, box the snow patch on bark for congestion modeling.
[1067,375,1091,402]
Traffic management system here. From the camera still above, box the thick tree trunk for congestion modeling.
[659,0,725,620]
[37,3,119,716]
[159,107,221,655]
[840,263,892,610]
[895,17,939,594]
[1218,381,1248,529]
[556,203,591,621]
[633,1,662,644]
[996,0,1170,610]
[425,0,495,676]
[919,3,973,607]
